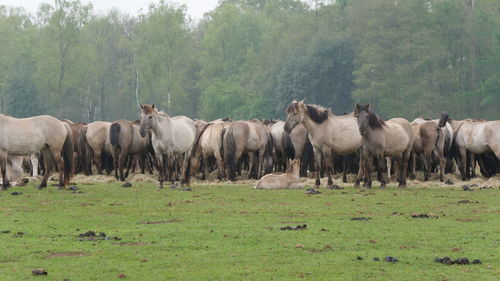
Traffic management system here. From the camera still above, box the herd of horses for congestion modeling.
[0,101,498,190]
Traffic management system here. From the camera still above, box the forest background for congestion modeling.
[0,0,498,122]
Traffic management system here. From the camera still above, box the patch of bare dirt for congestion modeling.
[139,219,180,224]
[46,252,90,258]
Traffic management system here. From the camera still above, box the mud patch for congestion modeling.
[434,256,482,265]
[46,251,90,258]
[305,245,332,253]
[411,213,439,218]
[121,183,132,188]
[305,188,321,194]
[280,224,307,231]
[32,269,48,275]
[457,200,480,204]
[115,242,149,246]
[351,217,372,221]
[78,230,121,241]
[139,219,180,224]
[384,256,399,263]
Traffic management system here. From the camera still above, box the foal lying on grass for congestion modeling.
[254,159,302,189]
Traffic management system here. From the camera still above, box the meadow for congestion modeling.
[0,178,498,280]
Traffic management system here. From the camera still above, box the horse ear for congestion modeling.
[139,104,143,109]
[355,103,361,111]
[364,104,370,110]
[152,104,155,109]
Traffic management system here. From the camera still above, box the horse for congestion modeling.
[0,114,73,190]
[139,104,197,188]
[224,120,273,181]
[254,159,302,189]
[109,119,152,181]
[192,119,231,180]
[284,100,361,187]
[78,121,112,175]
[61,120,87,174]
[270,121,288,172]
[410,112,451,182]
[453,120,500,180]
[353,104,413,188]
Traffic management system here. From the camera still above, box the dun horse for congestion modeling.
[192,120,231,180]
[78,121,112,175]
[254,159,301,189]
[139,104,197,188]
[284,100,361,187]
[224,120,273,181]
[410,112,451,182]
[354,104,413,188]
[453,120,500,180]
[0,114,73,189]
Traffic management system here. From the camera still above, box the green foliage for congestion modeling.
[0,0,498,121]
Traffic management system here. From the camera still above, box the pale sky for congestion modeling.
[0,0,220,20]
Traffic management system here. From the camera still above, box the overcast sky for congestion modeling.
[0,0,220,20]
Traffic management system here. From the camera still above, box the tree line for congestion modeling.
[0,0,498,122]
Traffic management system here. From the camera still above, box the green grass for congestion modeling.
[0,181,499,280]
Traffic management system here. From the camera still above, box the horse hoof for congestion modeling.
[36,185,45,190]
[157,186,164,190]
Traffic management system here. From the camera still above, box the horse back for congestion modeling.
[0,115,67,154]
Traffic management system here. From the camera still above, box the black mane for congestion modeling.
[306,105,330,123]
[366,110,386,129]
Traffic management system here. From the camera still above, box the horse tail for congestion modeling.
[301,136,314,177]
[224,126,236,181]
[78,126,90,175]
[110,122,121,146]
[62,124,74,186]
[265,130,274,159]
[191,122,209,158]
[437,112,449,128]
[282,132,295,160]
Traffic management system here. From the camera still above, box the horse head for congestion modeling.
[284,100,307,133]
[139,104,157,137]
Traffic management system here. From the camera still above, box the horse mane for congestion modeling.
[366,110,386,129]
[132,120,141,125]
[356,105,385,130]
[142,104,169,117]
[305,104,330,124]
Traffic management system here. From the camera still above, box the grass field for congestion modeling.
[0,179,499,280]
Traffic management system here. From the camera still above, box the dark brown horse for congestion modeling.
[61,120,87,174]
[109,119,152,181]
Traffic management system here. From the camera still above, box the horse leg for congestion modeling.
[51,149,65,188]
[0,152,9,190]
[410,152,417,180]
[364,155,373,189]
[118,149,128,181]
[377,154,387,188]
[354,149,364,188]
[460,148,469,180]
[399,147,411,188]
[203,154,209,181]
[324,150,333,187]
[423,151,432,181]
[125,156,133,178]
[247,153,255,180]
[257,149,265,179]
[30,154,39,177]
[38,149,53,189]
[179,151,190,186]
[155,153,164,189]
[386,157,392,182]
[93,150,103,175]
[438,153,446,182]
[214,150,224,180]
